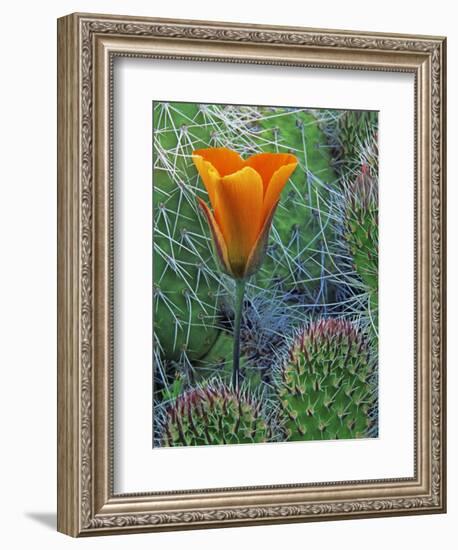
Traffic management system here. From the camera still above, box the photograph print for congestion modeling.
[152,100,379,448]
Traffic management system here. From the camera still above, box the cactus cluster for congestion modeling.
[153,102,341,385]
[324,110,379,339]
[154,108,283,347]
[159,381,273,447]
[153,101,379,447]
[342,165,378,328]
[277,319,376,441]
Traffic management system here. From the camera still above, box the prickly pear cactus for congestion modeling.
[323,110,378,180]
[277,319,376,441]
[160,381,272,446]
[153,102,376,384]
[323,109,379,332]
[153,102,339,366]
[252,108,337,302]
[342,166,378,326]
[153,102,224,363]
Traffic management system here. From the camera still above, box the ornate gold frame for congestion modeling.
[57,12,447,537]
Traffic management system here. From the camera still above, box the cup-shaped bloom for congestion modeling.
[192,147,298,279]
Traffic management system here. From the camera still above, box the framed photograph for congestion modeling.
[57,13,446,536]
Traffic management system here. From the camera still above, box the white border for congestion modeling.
[114,58,414,493]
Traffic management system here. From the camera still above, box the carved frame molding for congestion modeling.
[57,13,446,537]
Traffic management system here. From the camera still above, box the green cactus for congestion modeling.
[277,319,376,441]
[153,102,225,363]
[153,102,339,367]
[153,102,381,446]
[324,110,378,180]
[252,108,337,299]
[321,108,379,333]
[192,330,239,384]
[342,167,378,327]
[153,102,375,382]
[160,381,272,446]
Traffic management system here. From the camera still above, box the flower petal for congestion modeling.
[262,160,298,222]
[245,153,298,194]
[192,155,221,212]
[196,197,233,277]
[216,167,264,278]
[193,147,245,177]
[243,201,279,277]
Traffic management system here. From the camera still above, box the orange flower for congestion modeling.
[192,147,298,279]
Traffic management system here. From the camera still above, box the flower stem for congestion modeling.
[232,278,247,391]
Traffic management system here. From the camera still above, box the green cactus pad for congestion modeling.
[160,381,272,446]
[342,168,378,327]
[326,110,379,180]
[153,102,223,362]
[253,108,337,296]
[278,319,376,441]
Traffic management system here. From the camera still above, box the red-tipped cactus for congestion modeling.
[277,319,376,441]
[160,381,272,446]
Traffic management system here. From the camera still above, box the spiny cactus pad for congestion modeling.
[253,108,337,300]
[153,102,225,363]
[324,110,379,180]
[325,110,379,339]
[160,381,272,446]
[342,167,378,328]
[277,319,376,441]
